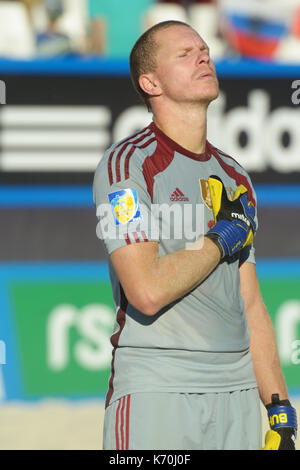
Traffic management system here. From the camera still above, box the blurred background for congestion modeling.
[0,0,300,450]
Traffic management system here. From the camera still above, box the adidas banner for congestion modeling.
[0,68,300,183]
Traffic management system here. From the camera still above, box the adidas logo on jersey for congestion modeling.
[170,188,189,202]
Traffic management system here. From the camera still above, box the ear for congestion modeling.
[138,73,162,98]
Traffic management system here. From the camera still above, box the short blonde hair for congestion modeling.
[129,20,191,112]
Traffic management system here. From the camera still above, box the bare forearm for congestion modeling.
[149,237,220,311]
[247,302,288,405]
[115,237,221,315]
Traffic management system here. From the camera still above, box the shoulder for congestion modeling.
[94,124,157,182]
[208,142,257,206]
[208,142,249,175]
[208,141,254,186]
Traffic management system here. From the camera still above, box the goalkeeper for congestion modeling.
[94,20,297,450]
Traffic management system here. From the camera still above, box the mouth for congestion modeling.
[196,71,215,80]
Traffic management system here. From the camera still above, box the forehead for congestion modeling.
[154,25,207,53]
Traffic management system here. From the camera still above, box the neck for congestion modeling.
[153,101,208,154]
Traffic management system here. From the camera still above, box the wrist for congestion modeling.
[204,233,224,259]
[203,235,223,261]
[265,394,297,435]
[265,393,292,410]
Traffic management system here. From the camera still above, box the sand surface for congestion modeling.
[0,399,299,450]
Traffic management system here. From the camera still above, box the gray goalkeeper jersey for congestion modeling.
[93,121,258,407]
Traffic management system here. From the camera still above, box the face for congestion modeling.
[149,25,219,107]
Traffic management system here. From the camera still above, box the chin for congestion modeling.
[200,86,219,104]
[194,93,218,107]
[191,81,219,103]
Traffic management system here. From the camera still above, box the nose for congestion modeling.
[196,48,210,66]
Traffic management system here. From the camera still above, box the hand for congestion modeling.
[263,394,297,450]
[205,175,256,258]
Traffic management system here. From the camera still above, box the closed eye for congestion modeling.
[177,46,209,58]
[177,48,192,58]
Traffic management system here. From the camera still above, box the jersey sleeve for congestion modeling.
[93,147,159,255]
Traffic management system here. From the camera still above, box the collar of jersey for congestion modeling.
[150,121,212,162]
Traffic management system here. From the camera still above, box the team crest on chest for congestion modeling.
[200,178,236,208]
[199,179,213,210]
[226,186,235,201]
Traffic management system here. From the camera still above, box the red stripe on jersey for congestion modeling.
[108,148,115,186]
[133,232,140,243]
[115,130,153,183]
[138,136,156,149]
[123,137,156,181]
[120,396,126,450]
[140,231,148,242]
[115,395,131,450]
[115,398,122,450]
[125,395,131,450]
[215,146,247,172]
[142,138,176,202]
[115,146,127,183]
[124,233,131,245]
[124,231,148,244]
[107,128,148,185]
[209,143,256,207]
[124,146,135,181]
[105,285,128,408]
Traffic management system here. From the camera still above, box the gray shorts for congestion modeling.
[102,388,262,450]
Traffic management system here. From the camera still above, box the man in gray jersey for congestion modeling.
[93,21,297,450]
